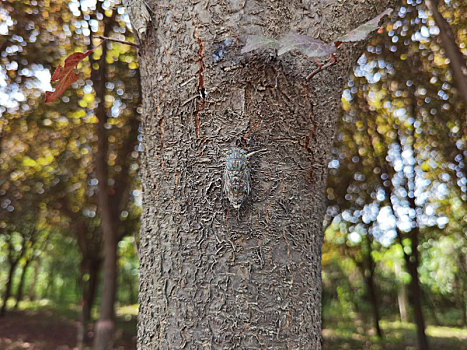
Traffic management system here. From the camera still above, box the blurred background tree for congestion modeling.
[1,0,140,348]
[323,0,465,349]
[0,0,465,349]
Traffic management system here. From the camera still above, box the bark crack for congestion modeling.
[193,27,205,139]
[159,116,165,149]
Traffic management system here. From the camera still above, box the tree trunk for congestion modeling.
[44,265,56,299]
[91,2,141,347]
[86,258,101,322]
[14,258,32,309]
[78,256,101,349]
[392,82,430,350]
[424,0,467,104]
[405,256,430,350]
[395,261,409,323]
[353,233,383,338]
[92,33,119,350]
[27,259,40,301]
[363,235,383,338]
[455,249,467,326]
[0,260,19,317]
[367,272,383,339]
[133,0,398,348]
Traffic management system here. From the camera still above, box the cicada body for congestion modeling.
[223,147,250,209]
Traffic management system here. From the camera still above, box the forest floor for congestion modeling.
[323,320,467,350]
[0,303,466,349]
[0,302,136,350]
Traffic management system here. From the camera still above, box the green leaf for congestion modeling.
[278,32,336,57]
[337,8,393,42]
[241,35,279,54]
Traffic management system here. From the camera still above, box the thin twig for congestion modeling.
[246,149,268,158]
[306,54,337,80]
[182,94,199,106]
[95,35,139,48]
[180,76,196,87]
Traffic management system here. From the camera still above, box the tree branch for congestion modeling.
[306,54,337,80]
[95,35,139,48]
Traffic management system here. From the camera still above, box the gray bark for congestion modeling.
[134,0,397,348]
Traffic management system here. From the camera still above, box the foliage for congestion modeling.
[323,0,466,336]
[0,0,141,322]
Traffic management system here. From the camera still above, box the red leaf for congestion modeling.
[45,50,94,103]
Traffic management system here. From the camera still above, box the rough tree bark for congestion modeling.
[129,0,398,348]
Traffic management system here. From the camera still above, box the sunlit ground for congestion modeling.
[0,300,137,350]
[322,320,467,350]
[0,300,465,350]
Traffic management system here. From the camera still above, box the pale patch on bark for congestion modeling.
[122,0,151,41]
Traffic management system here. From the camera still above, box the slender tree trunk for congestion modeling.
[405,255,430,350]
[353,234,383,337]
[367,275,383,338]
[0,260,19,317]
[363,235,383,338]
[395,188,430,350]
[27,260,40,301]
[398,283,409,323]
[388,81,430,350]
[424,0,467,104]
[86,258,101,321]
[44,266,55,299]
[91,2,141,346]
[92,16,119,349]
[456,269,467,326]
[59,189,104,348]
[456,250,467,326]
[14,258,32,309]
[395,261,409,323]
[130,0,398,348]
[78,257,101,349]
[461,289,467,327]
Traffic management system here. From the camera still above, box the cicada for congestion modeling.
[223,147,251,209]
